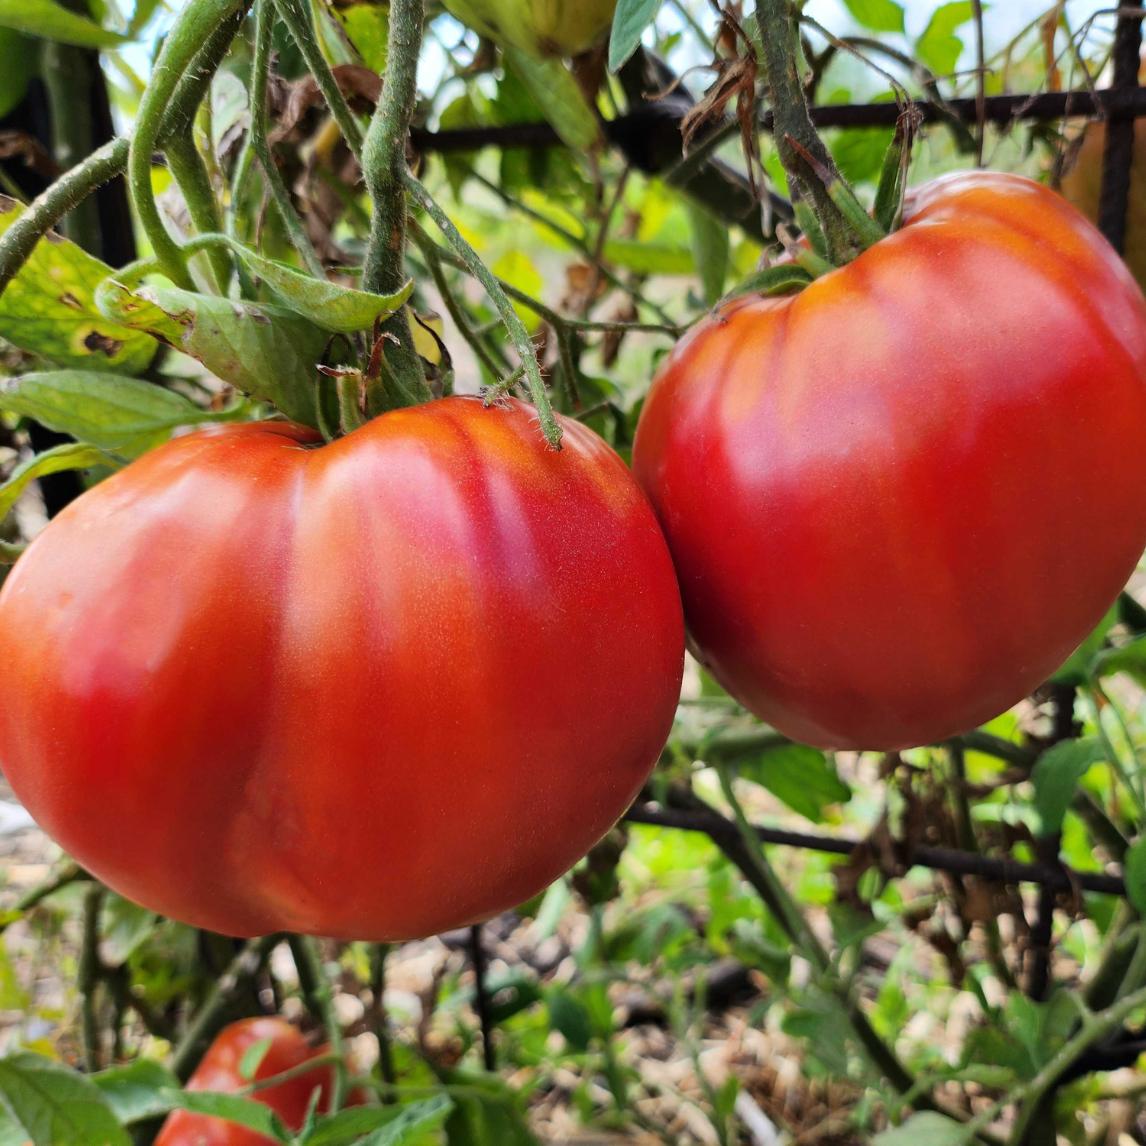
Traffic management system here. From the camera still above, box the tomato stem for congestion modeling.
[754,0,873,263]
[359,0,433,415]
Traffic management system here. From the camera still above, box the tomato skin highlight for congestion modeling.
[155,1018,348,1146]
[0,397,684,939]
[633,172,1146,751]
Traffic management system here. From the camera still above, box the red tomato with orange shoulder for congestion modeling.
[0,397,684,939]
[634,172,1146,750]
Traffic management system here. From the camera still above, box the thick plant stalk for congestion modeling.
[361,0,428,412]
[754,0,862,262]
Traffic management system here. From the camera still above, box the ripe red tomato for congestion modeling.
[156,1018,347,1145]
[633,172,1146,750]
[0,397,683,938]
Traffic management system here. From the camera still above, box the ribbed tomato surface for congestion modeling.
[0,397,684,938]
[633,172,1146,750]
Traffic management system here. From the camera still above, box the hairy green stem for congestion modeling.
[754,0,863,263]
[272,0,364,157]
[249,0,325,277]
[406,173,562,449]
[361,0,427,412]
[0,138,127,294]
[129,0,248,288]
[165,134,232,292]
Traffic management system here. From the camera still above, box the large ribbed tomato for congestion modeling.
[156,1018,352,1145]
[0,397,683,939]
[633,172,1146,751]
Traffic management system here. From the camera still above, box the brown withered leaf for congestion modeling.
[273,64,381,141]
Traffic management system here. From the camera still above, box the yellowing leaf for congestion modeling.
[0,197,158,374]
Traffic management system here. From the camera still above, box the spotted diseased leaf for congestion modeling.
[0,197,158,374]
[0,371,218,457]
[0,1052,130,1146]
[98,281,327,425]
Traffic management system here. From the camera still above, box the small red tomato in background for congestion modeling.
[634,172,1146,751]
[156,1018,350,1146]
[0,397,684,939]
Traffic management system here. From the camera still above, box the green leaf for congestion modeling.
[1124,838,1146,916]
[686,202,728,305]
[737,744,851,823]
[360,1096,454,1145]
[326,0,387,70]
[718,264,811,306]
[841,0,904,33]
[221,240,414,334]
[873,1112,972,1146]
[600,237,693,275]
[301,1102,446,1146]
[916,1,973,77]
[101,894,160,964]
[238,1038,273,1083]
[98,281,327,426]
[546,991,593,1052]
[1030,738,1106,838]
[0,197,158,374]
[0,0,129,47]
[0,1052,130,1146]
[0,442,111,521]
[0,30,34,118]
[1092,635,1146,688]
[91,1060,180,1125]
[0,371,213,457]
[608,0,660,73]
[502,47,601,152]
[169,1091,284,1139]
